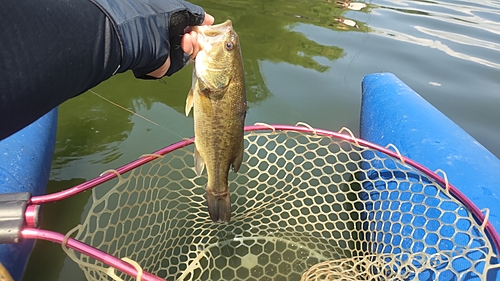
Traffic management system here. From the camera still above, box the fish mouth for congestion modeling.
[196,20,233,34]
[195,20,234,49]
[208,20,233,32]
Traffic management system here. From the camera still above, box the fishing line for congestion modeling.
[340,1,372,86]
[88,89,185,140]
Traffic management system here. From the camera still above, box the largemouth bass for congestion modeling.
[185,20,246,223]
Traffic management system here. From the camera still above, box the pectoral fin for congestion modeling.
[185,88,194,116]
[198,69,231,99]
[231,139,244,173]
[194,144,205,176]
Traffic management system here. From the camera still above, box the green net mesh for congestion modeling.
[67,129,499,280]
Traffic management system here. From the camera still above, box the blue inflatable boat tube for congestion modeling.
[0,109,57,281]
[360,73,500,230]
[361,73,500,256]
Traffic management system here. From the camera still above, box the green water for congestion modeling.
[22,0,500,280]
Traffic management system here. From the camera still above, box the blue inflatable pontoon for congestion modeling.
[0,109,57,281]
[361,73,500,279]
[360,73,500,231]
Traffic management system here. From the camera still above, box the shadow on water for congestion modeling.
[50,90,131,172]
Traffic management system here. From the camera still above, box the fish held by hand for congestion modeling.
[185,20,246,223]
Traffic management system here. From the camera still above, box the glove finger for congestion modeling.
[166,49,192,76]
[163,2,205,77]
[166,6,204,77]
[168,10,204,39]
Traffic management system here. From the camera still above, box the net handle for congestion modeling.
[27,124,500,252]
[21,228,165,281]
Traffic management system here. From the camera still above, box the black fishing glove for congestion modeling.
[89,0,205,78]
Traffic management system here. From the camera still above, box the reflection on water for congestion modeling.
[23,0,500,279]
[217,0,355,103]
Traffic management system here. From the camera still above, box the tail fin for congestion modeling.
[206,191,231,223]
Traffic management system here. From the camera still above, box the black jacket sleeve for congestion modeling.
[0,0,205,140]
[0,0,122,140]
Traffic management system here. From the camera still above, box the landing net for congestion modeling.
[65,124,500,280]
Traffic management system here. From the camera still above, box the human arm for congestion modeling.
[0,0,210,140]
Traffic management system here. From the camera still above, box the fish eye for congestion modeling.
[225,41,234,51]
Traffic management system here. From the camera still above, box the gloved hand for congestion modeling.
[89,0,205,78]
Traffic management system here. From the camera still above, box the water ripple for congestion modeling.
[370,0,500,69]
[372,27,500,69]
[415,25,500,52]
[376,0,500,33]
